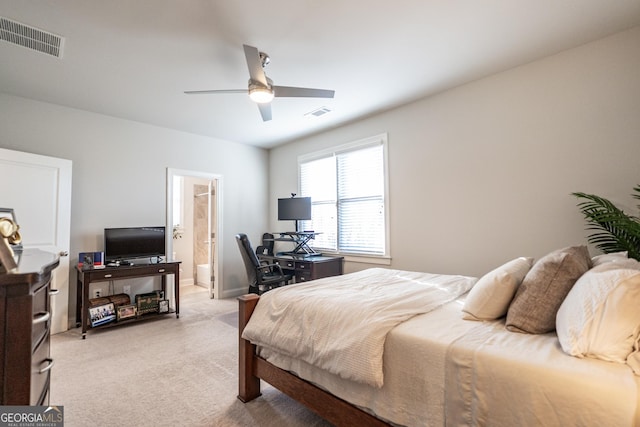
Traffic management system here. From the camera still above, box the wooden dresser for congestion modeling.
[0,249,59,405]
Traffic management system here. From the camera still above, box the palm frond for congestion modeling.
[572,191,640,260]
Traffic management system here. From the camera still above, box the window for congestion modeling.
[298,134,388,257]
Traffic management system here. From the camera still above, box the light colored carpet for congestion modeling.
[50,286,333,427]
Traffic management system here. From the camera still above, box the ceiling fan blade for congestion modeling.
[272,86,335,98]
[184,89,247,95]
[257,103,272,121]
[243,44,268,87]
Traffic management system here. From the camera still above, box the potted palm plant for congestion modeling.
[572,185,640,260]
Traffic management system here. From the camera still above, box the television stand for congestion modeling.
[271,231,322,256]
[76,261,181,339]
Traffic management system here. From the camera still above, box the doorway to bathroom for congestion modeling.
[166,168,222,299]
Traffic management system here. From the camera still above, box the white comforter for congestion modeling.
[241,268,476,387]
[258,297,640,427]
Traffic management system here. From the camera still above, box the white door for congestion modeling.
[206,179,218,299]
[0,148,72,334]
[166,168,222,299]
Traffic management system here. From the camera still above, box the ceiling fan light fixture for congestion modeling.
[248,86,274,103]
[186,45,335,122]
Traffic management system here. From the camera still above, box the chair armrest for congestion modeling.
[257,263,285,275]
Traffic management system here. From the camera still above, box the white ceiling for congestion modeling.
[1,1,639,148]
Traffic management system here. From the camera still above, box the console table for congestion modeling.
[258,254,343,283]
[76,261,180,338]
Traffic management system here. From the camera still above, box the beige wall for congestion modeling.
[0,94,269,313]
[1,24,638,315]
[269,26,640,277]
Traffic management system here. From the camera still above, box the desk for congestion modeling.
[259,254,343,283]
[269,231,321,255]
[76,261,180,338]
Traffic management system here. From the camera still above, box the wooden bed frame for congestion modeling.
[238,294,392,427]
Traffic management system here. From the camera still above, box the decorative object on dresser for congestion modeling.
[0,249,59,405]
[0,207,22,273]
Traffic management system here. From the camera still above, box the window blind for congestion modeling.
[299,135,387,256]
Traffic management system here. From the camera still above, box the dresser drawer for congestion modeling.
[282,260,296,270]
[84,265,173,282]
[31,336,52,405]
[295,271,312,282]
[31,282,51,349]
[294,261,312,271]
[36,388,49,407]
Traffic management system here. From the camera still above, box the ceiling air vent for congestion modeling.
[0,16,64,58]
[304,107,332,118]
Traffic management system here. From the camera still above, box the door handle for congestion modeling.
[59,250,69,257]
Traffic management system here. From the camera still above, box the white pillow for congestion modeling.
[462,257,534,321]
[556,261,640,366]
[591,251,628,266]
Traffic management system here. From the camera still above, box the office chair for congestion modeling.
[236,233,292,295]
[255,232,274,256]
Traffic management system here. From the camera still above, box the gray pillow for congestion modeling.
[506,245,591,334]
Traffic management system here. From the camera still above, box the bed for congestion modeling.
[237,248,640,427]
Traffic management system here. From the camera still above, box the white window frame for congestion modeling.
[298,133,390,264]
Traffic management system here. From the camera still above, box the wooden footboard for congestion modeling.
[237,294,391,427]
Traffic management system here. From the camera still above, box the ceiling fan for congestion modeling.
[185,44,335,122]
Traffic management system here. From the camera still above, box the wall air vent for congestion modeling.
[0,16,64,58]
[304,107,332,118]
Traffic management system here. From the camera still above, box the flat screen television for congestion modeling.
[104,226,166,262]
[278,197,312,221]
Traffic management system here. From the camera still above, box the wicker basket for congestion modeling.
[88,296,110,307]
[108,293,131,307]
[88,293,131,308]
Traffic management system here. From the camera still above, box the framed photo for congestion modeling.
[158,299,169,313]
[136,292,159,314]
[116,304,137,321]
[89,303,116,327]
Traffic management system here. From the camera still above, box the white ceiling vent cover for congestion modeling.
[304,107,332,118]
[0,17,64,58]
